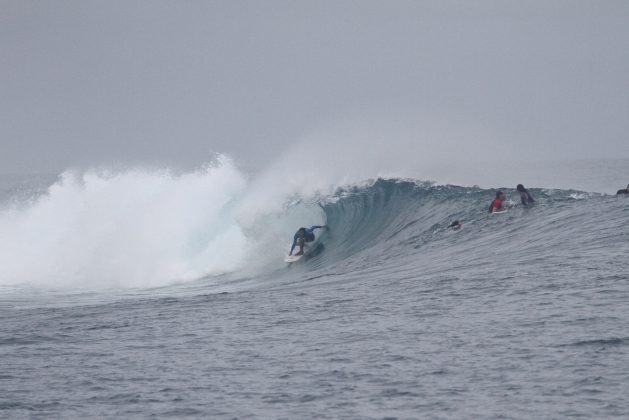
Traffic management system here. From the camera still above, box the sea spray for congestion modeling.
[0,159,251,288]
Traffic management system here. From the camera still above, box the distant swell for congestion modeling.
[568,337,629,348]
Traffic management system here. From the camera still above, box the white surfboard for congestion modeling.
[285,242,310,262]
[492,210,508,214]
[284,254,304,263]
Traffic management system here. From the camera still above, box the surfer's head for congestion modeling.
[516,184,526,193]
[496,191,505,200]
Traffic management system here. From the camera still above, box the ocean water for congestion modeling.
[1,159,629,418]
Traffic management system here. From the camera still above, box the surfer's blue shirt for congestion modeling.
[290,225,324,254]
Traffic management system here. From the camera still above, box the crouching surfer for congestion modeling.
[289,225,327,256]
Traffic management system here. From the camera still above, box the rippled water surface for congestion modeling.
[2,173,629,418]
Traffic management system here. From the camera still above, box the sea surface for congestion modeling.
[1,159,628,418]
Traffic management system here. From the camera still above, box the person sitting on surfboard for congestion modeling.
[489,191,506,213]
[289,225,326,256]
[516,184,535,205]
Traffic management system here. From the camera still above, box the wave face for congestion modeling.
[0,163,627,291]
[285,179,628,293]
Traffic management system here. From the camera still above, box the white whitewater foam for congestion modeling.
[0,157,324,289]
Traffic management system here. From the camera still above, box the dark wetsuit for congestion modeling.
[617,189,629,195]
[520,191,535,206]
[290,226,324,254]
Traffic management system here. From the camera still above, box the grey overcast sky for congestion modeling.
[1,0,628,173]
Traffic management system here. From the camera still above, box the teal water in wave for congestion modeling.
[1,170,629,418]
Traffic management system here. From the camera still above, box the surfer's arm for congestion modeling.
[289,237,298,255]
[309,225,326,231]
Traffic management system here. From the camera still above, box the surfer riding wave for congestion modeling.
[289,225,327,256]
